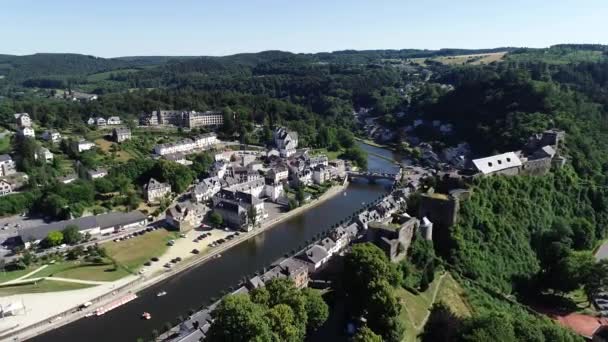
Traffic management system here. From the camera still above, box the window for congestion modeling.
[506,158,511,162]
[497,160,502,165]
[488,162,493,167]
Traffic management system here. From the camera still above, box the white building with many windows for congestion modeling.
[14,113,31,127]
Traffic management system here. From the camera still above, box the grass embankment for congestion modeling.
[310,148,342,161]
[395,272,471,341]
[22,261,129,282]
[104,228,175,273]
[0,279,94,296]
[95,138,133,161]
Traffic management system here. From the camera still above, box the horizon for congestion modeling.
[2,0,606,58]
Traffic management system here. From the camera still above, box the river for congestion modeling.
[31,142,396,342]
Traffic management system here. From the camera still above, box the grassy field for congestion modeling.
[435,273,473,318]
[311,148,342,161]
[396,272,471,341]
[104,229,175,272]
[95,137,133,161]
[22,260,130,282]
[54,263,130,281]
[0,267,34,284]
[0,135,11,154]
[506,49,605,64]
[0,279,94,296]
[412,52,506,66]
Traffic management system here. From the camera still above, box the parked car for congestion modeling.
[151,257,159,262]
[191,249,199,254]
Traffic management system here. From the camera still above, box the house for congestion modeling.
[87,117,96,125]
[319,237,339,256]
[96,117,107,126]
[312,165,331,185]
[41,130,61,143]
[86,168,108,180]
[264,180,285,202]
[112,127,131,143]
[72,139,95,152]
[165,202,208,232]
[274,127,298,157]
[297,245,330,272]
[192,177,222,202]
[153,139,196,156]
[471,152,522,176]
[145,178,171,203]
[265,165,289,184]
[19,127,35,138]
[0,155,17,177]
[18,211,146,246]
[213,189,266,231]
[184,111,224,128]
[291,170,312,187]
[366,217,418,262]
[163,153,192,166]
[227,178,265,198]
[58,173,78,184]
[14,113,31,127]
[247,258,310,290]
[211,161,228,178]
[0,180,13,196]
[35,147,53,163]
[107,116,121,125]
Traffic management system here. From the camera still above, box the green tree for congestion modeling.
[207,294,272,342]
[61,224,82,245]
[267,304,299,342]
[45,230,64,247]
[302,288,329,332]
[210,211,223,227]
[353,326,383,342]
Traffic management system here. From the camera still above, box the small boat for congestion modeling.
[157,291,167,297]
[141,312,151,320]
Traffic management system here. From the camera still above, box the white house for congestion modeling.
[192,177,222,202]
[274,127,298,157]
[14,113,31,127]
[107,116,121,125]
[265,166,289,184]
[0,180,13,196]
[87,168,108,180]
[96,117,107,126]
[41,130,62,143]
[0,155,17,177]
[19,127,35,138]
[87,117,96,125]
[35,147,54,163]
[144,178,172,203]
[72,139,95,152]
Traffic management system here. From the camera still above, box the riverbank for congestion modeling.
[3,183,348,342]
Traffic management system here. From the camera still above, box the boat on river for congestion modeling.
[156,291,167,297]
[141,312,151,320]
[94,293,137,316]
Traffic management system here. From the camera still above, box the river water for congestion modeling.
[31,143,396,342]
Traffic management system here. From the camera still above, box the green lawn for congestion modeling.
[0,135,11,154]
[310,148,342,161]
[395,272,465,342]
[435,273,473,318]
[54,263,130,281]
[0,279,94,296]
[104,229,175,272]
[0,267,34,284]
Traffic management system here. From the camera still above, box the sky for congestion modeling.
[2,0,607,58]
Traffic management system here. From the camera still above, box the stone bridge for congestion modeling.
[347,168,402,182]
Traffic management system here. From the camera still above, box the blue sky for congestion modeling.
[2,0,606,57]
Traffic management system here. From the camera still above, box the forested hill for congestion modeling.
[0,48,515,86]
